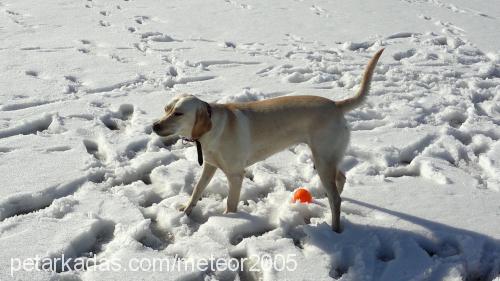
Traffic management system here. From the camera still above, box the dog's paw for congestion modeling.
[332,223,342,233]
[179,204,193,215]
[223,207,237,214]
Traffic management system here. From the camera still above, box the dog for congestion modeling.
[153,49,383,232]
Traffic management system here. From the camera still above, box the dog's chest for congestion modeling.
[203,146,247,172]
[203,149,228,170]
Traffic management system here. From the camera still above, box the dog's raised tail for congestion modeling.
[336,48,384,111]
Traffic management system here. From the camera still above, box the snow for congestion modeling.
[1,0,499,280]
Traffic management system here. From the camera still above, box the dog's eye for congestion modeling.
[173,112,183,116]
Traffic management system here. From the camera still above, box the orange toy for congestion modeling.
[292,188,313,204]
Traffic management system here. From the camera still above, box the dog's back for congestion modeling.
[221,96,342,164]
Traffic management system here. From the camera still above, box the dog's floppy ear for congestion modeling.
[191,103,212,140]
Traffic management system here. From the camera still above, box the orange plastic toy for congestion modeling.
[292,188,313,204]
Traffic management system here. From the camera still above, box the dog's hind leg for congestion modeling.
[336,170,346,195]
[180,163,217,215]
[311,143,344,233]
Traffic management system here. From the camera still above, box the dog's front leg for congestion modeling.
[224,172,244,214]
[180,163,217,215]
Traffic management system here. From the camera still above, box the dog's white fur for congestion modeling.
[153,49,384,232]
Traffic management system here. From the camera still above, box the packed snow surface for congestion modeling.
[1,0,499,280]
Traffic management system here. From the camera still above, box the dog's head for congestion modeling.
[152,94,212,140]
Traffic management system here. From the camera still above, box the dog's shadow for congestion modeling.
[302,198,500,281]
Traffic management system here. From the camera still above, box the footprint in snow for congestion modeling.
[100,104,134,131]
[134,16,149,25]
[136,218,173,250]
[64,75,80,94]
[83,139,106,161]
[25,70,38,77]
[124,138,149,160]
[99,20,111,27]
[78,47,90,54]
[393,49,416,61]
[51,221,115,272]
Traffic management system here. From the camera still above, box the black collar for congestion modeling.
[181,102,212,166]
[206,102,212,118]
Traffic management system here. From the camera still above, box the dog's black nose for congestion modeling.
[152,121,161,132]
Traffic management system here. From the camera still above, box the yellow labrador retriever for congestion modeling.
[153,49,383,232]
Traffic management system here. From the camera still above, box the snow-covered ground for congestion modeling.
[1,0,500,280]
